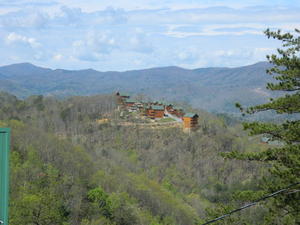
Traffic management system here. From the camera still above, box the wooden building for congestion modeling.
[128,105,138,112]
[124,98,135,107]
[146,105,165,119]
[156,101,167,106]
[153,105,165,118]
[168,106,184,118]
[183,113,199,130]
[165,103,174,112]
[174,107,184,118]
[134,102,144,111]
[116,92,130,104]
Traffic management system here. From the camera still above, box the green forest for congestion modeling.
[1,30,299,225]
[1,91,268,225]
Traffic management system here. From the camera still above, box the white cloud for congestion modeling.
[6,32,41,48]
[128,34,153,53]
[164,29,262,38]
[97,7,128,24]
[0,1,299,70]
[71,31,119,62]
[24,0,300,12]
[0,10,49,28]
[53,53,63,61]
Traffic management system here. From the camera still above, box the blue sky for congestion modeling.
[0,0,299,71]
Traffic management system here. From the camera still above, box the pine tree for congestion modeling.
[229,29,300,224]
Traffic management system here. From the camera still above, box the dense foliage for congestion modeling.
[230,29,300,224]
[0,92,267,225]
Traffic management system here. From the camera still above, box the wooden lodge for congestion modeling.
[154,101,167,107]
[116,92,130,104]
[146,105,165,119]
[165,103,173,112]
[115,92,199,132]
[183,113,199,130]
[168,106,184,118]
[174,107,184,118]
[124,98,136,107]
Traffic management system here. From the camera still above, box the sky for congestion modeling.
[0,0,300,71]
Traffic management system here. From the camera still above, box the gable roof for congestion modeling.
[173,106,183,111]
[116,92,130,97]
[184,113,199,118]
[151,105,164,110]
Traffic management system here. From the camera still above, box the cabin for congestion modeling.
[124,98,136,107]
[183,113,199,130]
[133,102,144,111]
[156,101,167,107]
[165,103,174,112]
[128,105,138,112]
[116,92,130,104]
[146,105,165,119]
[173,107,184,118]
[152,105,165,118]
[168,106,184,118]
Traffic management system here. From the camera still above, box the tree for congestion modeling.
[230,29,300,224]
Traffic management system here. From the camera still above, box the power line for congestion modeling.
[201,182,300,225]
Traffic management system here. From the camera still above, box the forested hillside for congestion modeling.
[0,62,277,113]
[0,92,268,225]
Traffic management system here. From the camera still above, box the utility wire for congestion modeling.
[201,182,300,225]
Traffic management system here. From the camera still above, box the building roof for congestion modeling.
[116,92,130,97]
[151,105,165,110]
[157,101,169,105]
[184,113,199,118]
[125,98,135,103]
[174,106,183,111]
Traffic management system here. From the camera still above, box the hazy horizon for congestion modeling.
[1,60,270,72]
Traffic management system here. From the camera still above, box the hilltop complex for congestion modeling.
[116,92,199,131]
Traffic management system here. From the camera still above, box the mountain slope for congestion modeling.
[0,62,275,112]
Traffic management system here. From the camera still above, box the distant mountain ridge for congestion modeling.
[0,62,275,113]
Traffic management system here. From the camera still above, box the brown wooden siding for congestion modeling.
[146,109,164,119]
[183,117,198,129]
[125,102,135,107]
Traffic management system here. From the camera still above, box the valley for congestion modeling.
[0,92,267,225]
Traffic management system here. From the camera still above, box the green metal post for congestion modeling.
[0,128,10,225]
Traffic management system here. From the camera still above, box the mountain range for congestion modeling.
[0,62,277,113]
